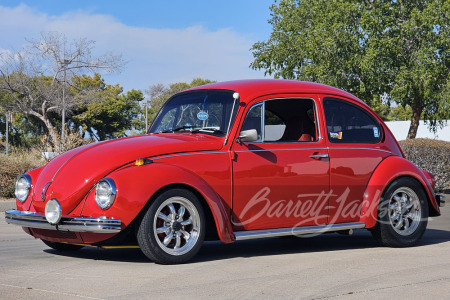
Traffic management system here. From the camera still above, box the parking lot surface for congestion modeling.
[1,200,449,299]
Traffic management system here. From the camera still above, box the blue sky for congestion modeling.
[0,1,275,94]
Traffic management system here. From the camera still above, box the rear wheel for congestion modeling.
[137,189,205,264]
[42,240,84,251]
[370,177,428,247]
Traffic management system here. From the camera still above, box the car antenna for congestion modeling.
[223,92,239,145]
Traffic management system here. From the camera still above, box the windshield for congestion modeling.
[149,91,239,136]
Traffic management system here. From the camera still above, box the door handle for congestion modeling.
[309,153,329,159]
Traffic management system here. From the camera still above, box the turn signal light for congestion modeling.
[135,158,152,166]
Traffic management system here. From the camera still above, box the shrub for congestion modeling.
[37,130,93,156]
[399,138,450,190]
[0,149,44,198]
[0,131,93,199]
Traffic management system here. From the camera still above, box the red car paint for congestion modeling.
[14,79,440,245]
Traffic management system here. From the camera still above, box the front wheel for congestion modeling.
[137,189,205,264]
[370,177,428,247]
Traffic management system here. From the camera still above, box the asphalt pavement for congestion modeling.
[1,199,449,299]
[0,200,15,212]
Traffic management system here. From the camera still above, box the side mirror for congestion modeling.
[238,129,258,143]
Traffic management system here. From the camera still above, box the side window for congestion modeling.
[323,98,382,143]
[241,103,263,141]
[240,98,318,143]
[264,109,285,141]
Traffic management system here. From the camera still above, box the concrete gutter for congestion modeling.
[0,201,15,212]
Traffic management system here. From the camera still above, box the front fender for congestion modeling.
[360,156,440,228]
[17,166,44,212]
[80,162,235,243]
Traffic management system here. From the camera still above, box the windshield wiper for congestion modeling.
[159,126,224,135]
[192,128,225,135]
[159,125,196,133]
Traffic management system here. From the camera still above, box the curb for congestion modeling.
[0,201,15,212]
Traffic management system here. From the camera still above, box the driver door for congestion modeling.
[231,96,330,231]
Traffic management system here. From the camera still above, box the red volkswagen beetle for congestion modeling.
[6,80,444,264]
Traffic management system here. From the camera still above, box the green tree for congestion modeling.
[371,97,391,121]
[389,105,414,122]
[251,0,450,139]
[145,78,216,127]
[70,74,144,140]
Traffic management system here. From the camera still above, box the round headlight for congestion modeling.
[15,174,32,203]
[95,178,117,210]
[45,198,62,225]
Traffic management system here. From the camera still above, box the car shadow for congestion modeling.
[43,228,450,264]
[193,228,450,263]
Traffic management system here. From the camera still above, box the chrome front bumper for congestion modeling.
[5,210,122,233]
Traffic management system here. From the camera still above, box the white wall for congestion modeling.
[385,120,450,141]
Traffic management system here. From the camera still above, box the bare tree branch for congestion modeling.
[0,31,125,151]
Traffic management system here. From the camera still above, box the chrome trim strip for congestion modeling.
[5,210,121,233]
[261,101,266,142]
[234,148,327,153]
[152,151,228,161]
[41,182,51,201]
[257,96,322,142]
[234,222,365,240]
[234,147,392,155]
[150,147,391,160]
[16,174,32,203]
[52,150,81,181]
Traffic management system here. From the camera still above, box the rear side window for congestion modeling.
[323,98,382,144]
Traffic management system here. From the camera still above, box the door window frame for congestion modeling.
[239,97,321,143]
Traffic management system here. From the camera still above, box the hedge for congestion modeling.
[399,138,450,190]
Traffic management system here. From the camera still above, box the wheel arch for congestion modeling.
[142,183,221,241]
[107,163,235,244]
[360,156,440,228]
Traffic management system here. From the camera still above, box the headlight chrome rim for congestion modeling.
[95,178,117,210]
[15,174,32,203]
[45,198,62,225]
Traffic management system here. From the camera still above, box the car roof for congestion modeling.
[187,79,365,105]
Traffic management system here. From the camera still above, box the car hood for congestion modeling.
[31,134,223,214]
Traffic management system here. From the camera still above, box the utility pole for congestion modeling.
[60,59,69,152]
[145,98,149,131]
[5,111,9,154]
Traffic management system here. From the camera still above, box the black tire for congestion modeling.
[42,240,84,251]
[137,188,205,264]
[370,177,428,247]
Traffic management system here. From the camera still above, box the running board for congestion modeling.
[234,222,366,241]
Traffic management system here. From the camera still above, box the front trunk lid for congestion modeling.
[30,134,223,214]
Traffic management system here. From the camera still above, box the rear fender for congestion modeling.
[360,156,440,228]
[80,162,235,243]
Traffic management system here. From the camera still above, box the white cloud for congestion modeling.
[0,4,267,92]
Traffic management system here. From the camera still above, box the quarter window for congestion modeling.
[241,103,263,142]
[323,98,382,143]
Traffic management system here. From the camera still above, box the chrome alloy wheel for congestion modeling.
[153,196,201,256]
[388,187,422,236]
